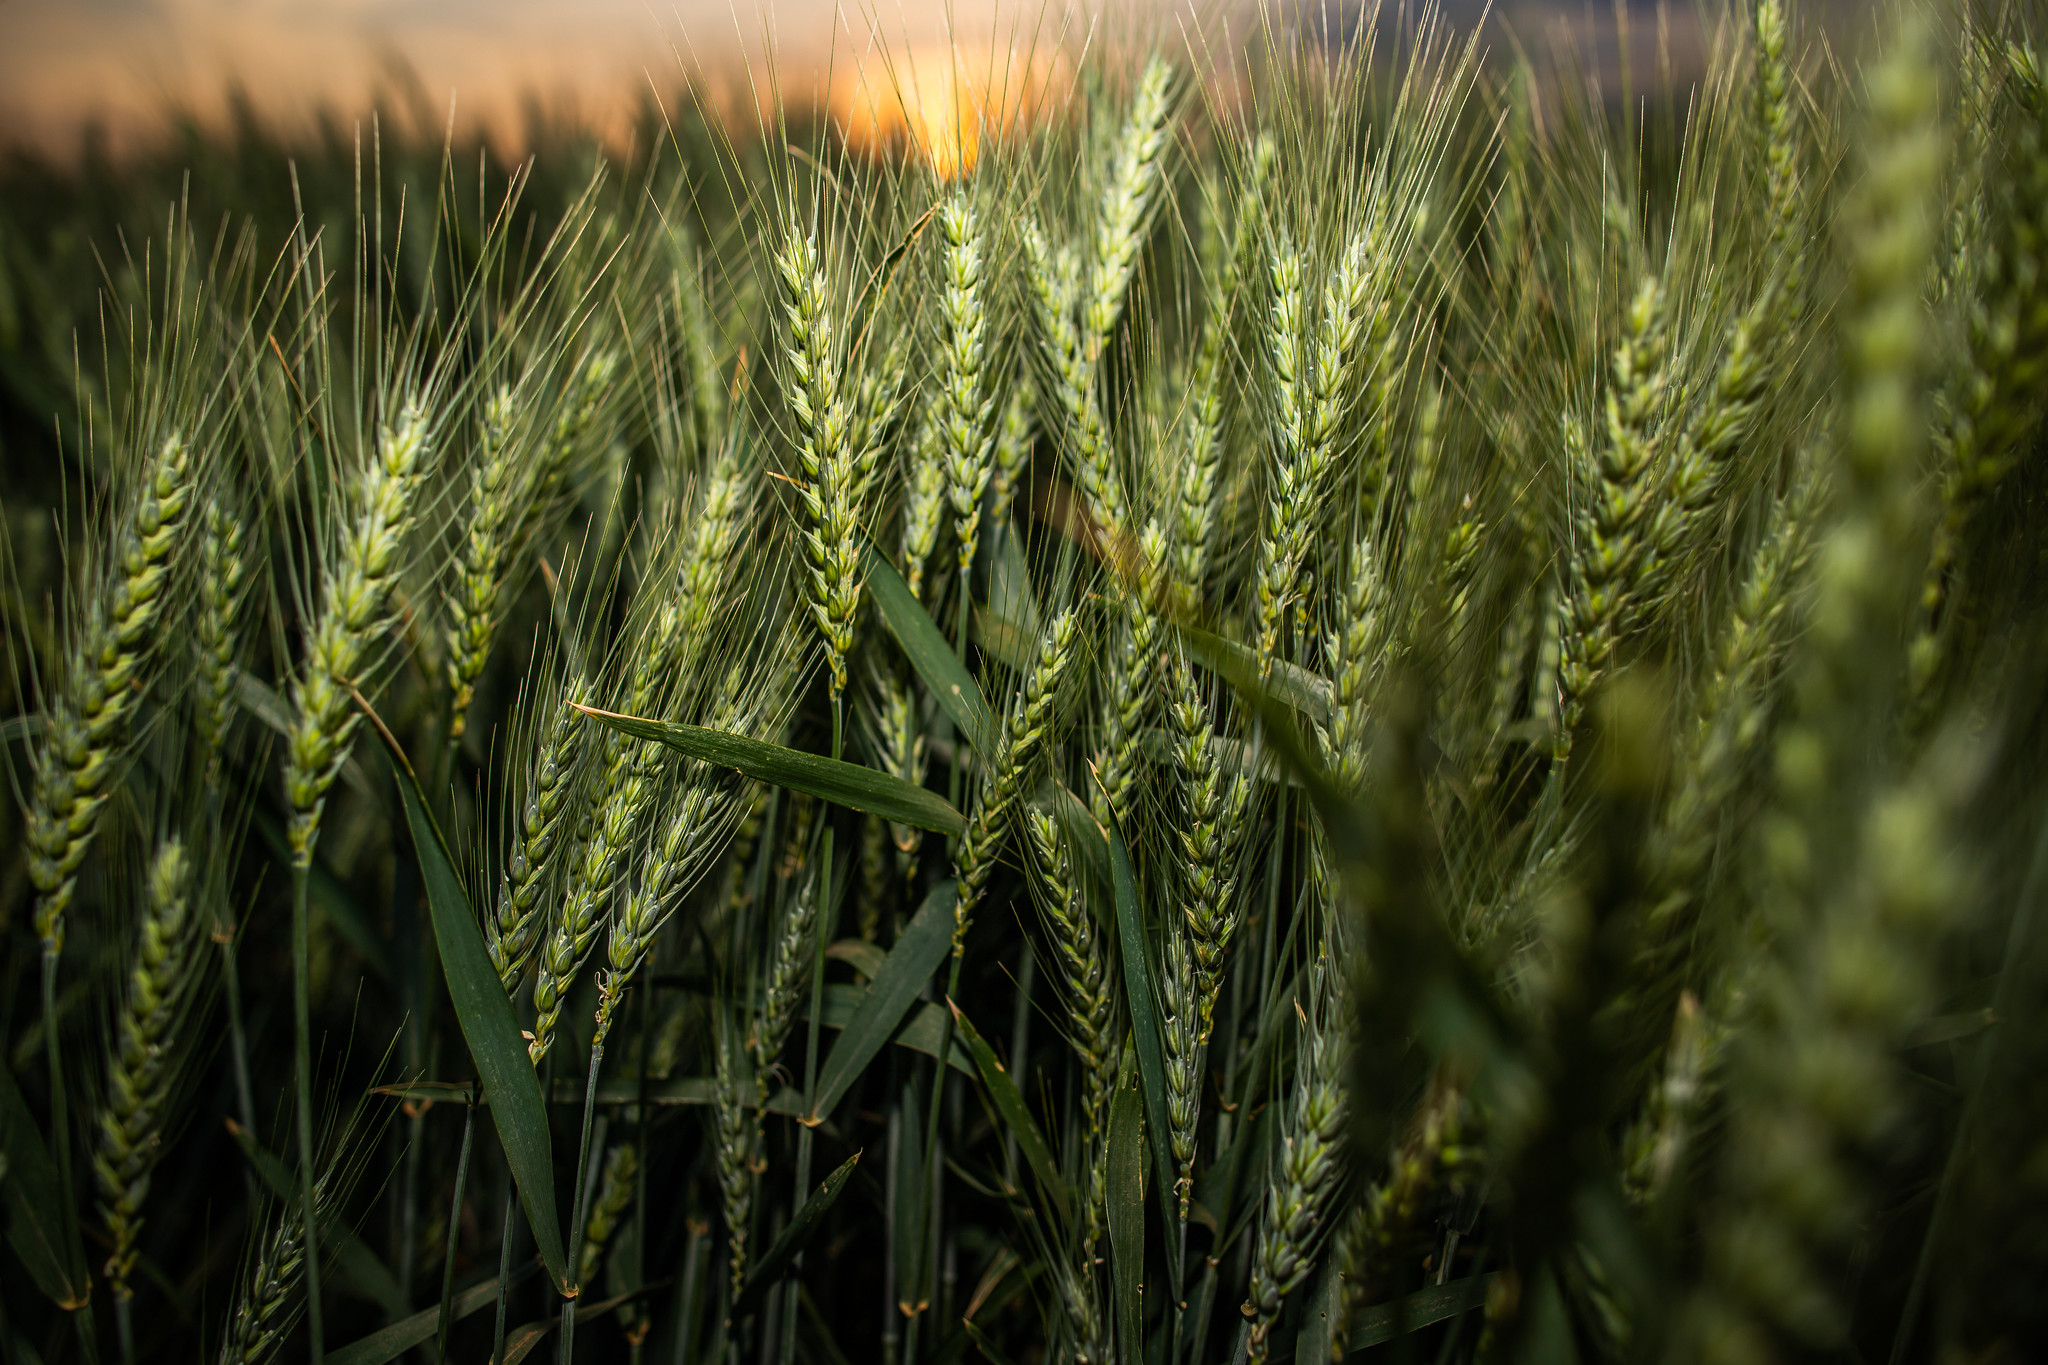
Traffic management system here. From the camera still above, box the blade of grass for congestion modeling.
[382,734,569,1294]
[497,1279,674,1365]
[0,1058,87,1308]
[946,1000,1070,1229]
[731,1151,862,1319]
[861,544,999,760]
[573,707,966,836]
[326,1260,544,1365]
[811,882,959,1120]
[1180,626,1332,724]
[1346,1274,1498,1351]
[1108,1049,1146,1365]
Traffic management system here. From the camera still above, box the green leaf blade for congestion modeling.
[328,1262,541,1365]
[861,543,999,760]
[1110,831,1184,1301]
[574,707,965,836]
[388,754,568,1295]
[1107,1055,1146,1365]
[947,999,1071,1229]
[0,1061,87,1309]
[732,1151,861,1318]
[811,881,959,1121]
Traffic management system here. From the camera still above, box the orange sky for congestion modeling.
[0,0,1192,156]
[0,2,1699,161]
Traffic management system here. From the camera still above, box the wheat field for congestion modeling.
[1,2,2046,1362]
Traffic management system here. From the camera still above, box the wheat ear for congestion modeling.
[194,496,247,782]
[95,838,203,1299]
[1023,222,1128,542]
[952,609,1079,952]
[902,412,947,603]
[1914,43,2048,682]
[937,195,996,588]
[1023,810,1116,1249]
[595,773,726,1042]
[1556,279,1668,757]
[217,1198,309,1365]
[282,402,433,862]
[1685,25,1947,1353]
[578,1143,640,1286]
[1641,0,1805,607]
[713,1010,757,1304]
[1244,951,1349,1365]
[777,220,866,702]
[29,430,196,955]
[488,676,587,994]
[530,349,618,527]
[987,382,1034,529]
[446,385,522,739]
[1083,57,1174,368]
[1090,521,1167,829]
[1173,659,1253,1043]
[530,446,746,1061]
[1257,231,1373,672]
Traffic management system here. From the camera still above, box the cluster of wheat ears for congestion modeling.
[5,0,2048,1362]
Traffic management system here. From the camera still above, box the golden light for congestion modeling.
[832,44,1057,177]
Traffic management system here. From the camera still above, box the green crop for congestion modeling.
[3,3,2048,1362]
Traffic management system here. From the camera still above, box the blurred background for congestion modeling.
[1,1,1701,162]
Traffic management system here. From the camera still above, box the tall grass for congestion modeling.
[4,2,2048,1362]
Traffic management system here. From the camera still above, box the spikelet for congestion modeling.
[1173,659,1253,1041]
[1556,279,1669,758]
[1083,57,1174,367]
[1244,949,1349,1365]
[1023,220,1128,542]
[1914,42,2048,685]
[594,769,728,1042]
[776,219,867,701]
[578,1143,639,1286]
[446,386,522,739]
[1257,230,1374,672]
[1160,907,1201,1217]
[217,1197,308,1365]
[901,413,947,603]
[28,431,196,955]
[1641,0,1805,608]
[282,403,434,865]
[953,609,1079,952]
[936,196,996,586]
[713,1012,756,1303]
[488,676,586,994]
[987,383,1034,529]
[194,496,247,782]
[95,838,203,1298]
[529,446,746,1061]
[1090,521,1166,829]
[1023,811,1116,1217]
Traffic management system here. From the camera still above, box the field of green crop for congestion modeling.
[1,2,2046,1362]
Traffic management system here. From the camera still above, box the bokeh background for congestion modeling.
[2,1,1696,162]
